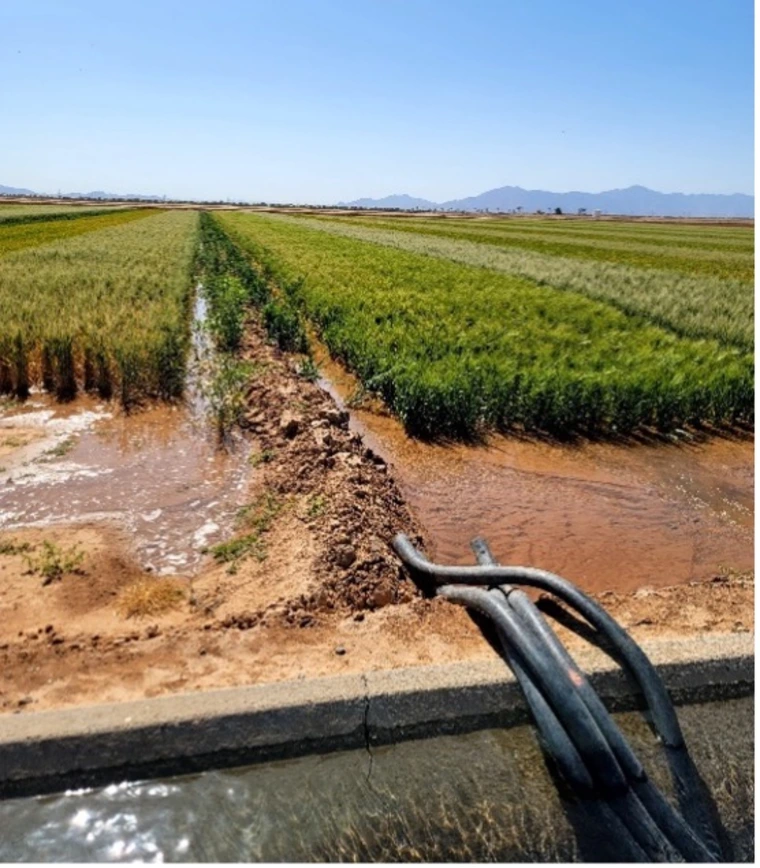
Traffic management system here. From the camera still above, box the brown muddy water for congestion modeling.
[0,293,251,574]
[315,347,753,594]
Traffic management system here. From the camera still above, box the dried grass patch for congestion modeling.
[116,577,186,619]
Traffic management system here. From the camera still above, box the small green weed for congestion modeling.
[207,492,284,573]
[207,533,267,573]
[206,356,255,440]
[303,494,326,520]
[249,448,276,467]
[41,436,77,460]
[0,539,33,556]
[297,357,320,382]
[24,540,85,585]
[236,491,283,533]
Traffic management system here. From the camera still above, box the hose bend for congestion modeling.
[392,533,721,863]
[393,533,683,748]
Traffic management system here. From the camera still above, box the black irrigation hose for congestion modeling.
[439,584,628,796]
[393,534,721,862]
[472,545,656,858]
[484,593,595,795]
[393,534,682,747]
[438,585,687,861]
[479,542,717,862]
[470,544,595,795]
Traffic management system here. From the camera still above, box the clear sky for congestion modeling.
[1,0,753,203]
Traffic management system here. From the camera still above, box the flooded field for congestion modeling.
[0,291,251,576]
[316,347,753,594]
[0,330,752,594]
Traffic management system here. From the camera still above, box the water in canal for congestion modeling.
[0,698,753,862]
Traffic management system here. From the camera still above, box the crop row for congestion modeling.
[351,215,754,249]
[215,212,753,439]
[0,210,198,406]
[0,208,156,258]
[315,215,753,283]
[0,204,131,227]
[199,213,309,353]
[286,214,754,351]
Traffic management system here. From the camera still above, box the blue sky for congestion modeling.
[1,0,753,203]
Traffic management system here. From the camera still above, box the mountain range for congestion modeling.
[339,185,754,218]
[0,185,160,201]
[1,183,753,217]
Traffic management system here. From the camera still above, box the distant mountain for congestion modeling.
[343,185,754,218]
[338,193,437,210]
[0,184,160,201]
[0,184,35,196]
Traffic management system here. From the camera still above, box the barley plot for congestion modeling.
[300,214,754,350]
[0,210,199,406]
[217,212,753,440]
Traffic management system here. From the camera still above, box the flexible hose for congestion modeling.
[478,544,716,861]
[394,534,721,862]
[393,534,682,747]
[439,584,629,795]
[482,594,596,794]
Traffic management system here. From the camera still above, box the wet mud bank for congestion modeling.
[314,344,753,594]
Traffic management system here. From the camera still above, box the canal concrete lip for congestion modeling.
[0,631,752,798]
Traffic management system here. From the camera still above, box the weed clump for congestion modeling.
[23,540,85,586]
[206,492,284,573]
[116,578,186,618]
[0,539,33,556]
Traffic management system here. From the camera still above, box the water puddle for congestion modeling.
[0,289,251,575]
[315,346,753,594]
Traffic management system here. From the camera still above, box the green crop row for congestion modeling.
[200,213,308,353]
[287,214,754,351]
[0,208,157,258]
[348,215,754,249]
[314,215,754,283]
[216,212,753,440]
[0,210,198,406]
[0,204,132,227]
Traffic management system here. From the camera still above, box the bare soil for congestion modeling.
[0,318,753,715]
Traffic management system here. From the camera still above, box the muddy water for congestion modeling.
[315,347,753,594]
[0,291,251,575]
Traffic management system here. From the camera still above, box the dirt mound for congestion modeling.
[227,319,424,621]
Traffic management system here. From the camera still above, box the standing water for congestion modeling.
[0,698,753,861]
[0,287,251,574]
[314,345,753,594]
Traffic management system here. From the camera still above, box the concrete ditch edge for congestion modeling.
[0,632,752,798]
